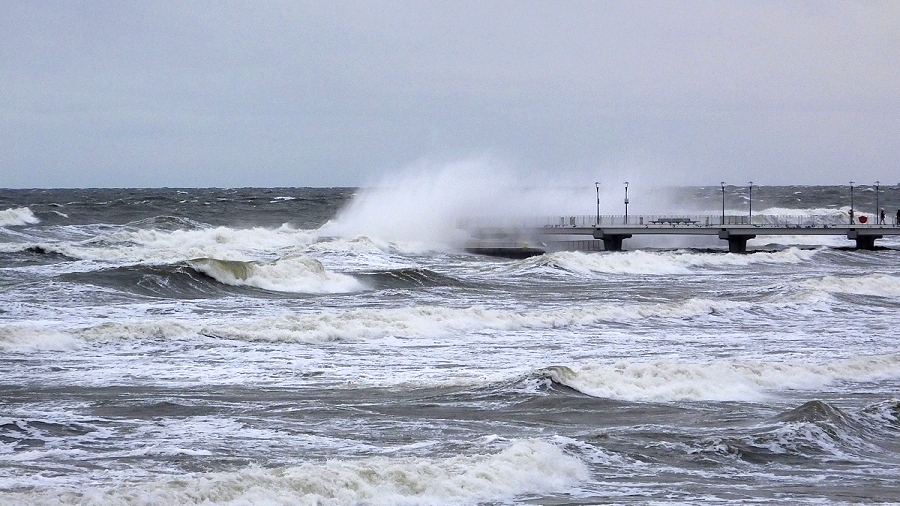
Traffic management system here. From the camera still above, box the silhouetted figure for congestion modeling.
[849,209,854,224]
[896,209,900,226]
[880,209,886,225]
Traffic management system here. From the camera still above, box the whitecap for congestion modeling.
[520,248,817,276]
[801,274,900,298]
[0,207,40,227]
[540,354,900,402]
[0,439,588,506]
[0,325,80,352]
[188,255,366,294]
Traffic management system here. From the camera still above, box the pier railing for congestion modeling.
[460,214,892,229]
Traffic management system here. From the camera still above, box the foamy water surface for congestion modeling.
[3,186,900,504]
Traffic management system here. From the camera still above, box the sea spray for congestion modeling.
[318,159,640,247]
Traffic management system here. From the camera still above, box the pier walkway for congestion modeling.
[465,214,900,254]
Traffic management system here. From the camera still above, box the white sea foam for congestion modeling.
[188,255,366,294]
[0,439,587,506]
[530,248,817,275]
[51,225,318,264]
[748,234,852,248]
[801,274,900,298]
[0,207,40,227]
[542,355,900,402]
[755,206,850,219]
[306,236,422,269]
[0,325,80,352]
[7,297,736,349]
[71,320,197,343]
[199,299,738,344]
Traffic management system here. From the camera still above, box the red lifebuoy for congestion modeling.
[859,216,868,223]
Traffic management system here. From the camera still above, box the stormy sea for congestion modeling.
[2,182,899,505]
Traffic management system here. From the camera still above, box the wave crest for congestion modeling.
[518,248,817,276]
[802,274,900,298]
[3,439,587,505]
[188,255,365,294]
[539,355,900,402]
[0,207,40,227]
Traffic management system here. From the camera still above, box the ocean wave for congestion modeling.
[744,399,897,462]
[801,274,900,298]
[125,215,208,231]
[0,439,587,506]
[0,325,80,352]
[0,207,40,227]
[199,299,741,343]
[2,298,738,348]
[187,255,365,294]
[517,248,817,275]
[42,225,319,264]
[356,268,467,290]
[538,355,900,402]
[58,264,239,299]
[58,262,445,299]
[305,236,433,266]
[755,206,851,218]
[689,399,899,465]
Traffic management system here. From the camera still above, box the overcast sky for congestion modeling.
[2,1,898,188]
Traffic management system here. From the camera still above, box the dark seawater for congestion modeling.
[1,186,900,505]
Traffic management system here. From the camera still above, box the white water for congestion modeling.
[0,207,40,227]
[5,186,900,504]
[0,439,588,506]
[528,248,819,276]
[188,255,366,294]
[543,355,900,402]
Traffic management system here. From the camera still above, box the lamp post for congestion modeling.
[624,182,629,225]
[721,182,726,225]
[875,181,880,224]
[850,181,855,224]
[748,181,753,223]
[595,182,600,226]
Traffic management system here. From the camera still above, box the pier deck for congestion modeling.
[465,214,900,254]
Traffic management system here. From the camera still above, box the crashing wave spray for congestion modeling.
[318,158,623,247]
[0,207,40,227]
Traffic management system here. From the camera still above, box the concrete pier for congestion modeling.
[717,230,756,253]
[464,214,900,255]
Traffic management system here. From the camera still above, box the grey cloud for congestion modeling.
[1,1,898,188]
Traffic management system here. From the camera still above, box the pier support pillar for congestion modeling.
[593,230,632,252]
[718,231,756,253]
[848,231,881,250]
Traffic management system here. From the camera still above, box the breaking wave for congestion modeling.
[0,207,40,227]
[356,268,466,290]
[187,256,365,294]
[1,298,743,348]
[518,248,818,275]
[539,355,900,402]
[690,399,900,465]
[0,325,80,352]
[39,224,319,265]
[801,274,900,298]
[0,439,588,506]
